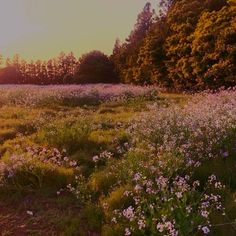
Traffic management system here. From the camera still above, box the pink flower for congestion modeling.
[125,228,131,236]
[92,155,99,162]
[201,226,210,234]
[123,206,135,221]
[157,223,165,232]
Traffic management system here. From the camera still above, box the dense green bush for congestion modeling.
[75,51,119,84]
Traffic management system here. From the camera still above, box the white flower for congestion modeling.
[26,211,33,216]
[201,226,210,234]
[111,217,117,224]
[123,206,135,221]
[92,155,99,162]
[157,223,165,232]
[138,219,146,230]
[201,210,209,218]
[125,227,131,236]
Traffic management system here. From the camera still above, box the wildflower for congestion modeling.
[125,227,131,236]
[123,206,135,221]
[215,182,224,189]
[208,175,217,183]
[123,191,132,197]
[69,160,77,167]
[201,226,210,234]
[156,176,168,189]
[201,210,209,218]
[175,192,182,199]
[186,206,192,214]
[193,180,200,188]
[156,223,165,232]
[133,173,142,181]
[92,155,99,162]
[138,219,146,230]
[134,184,142,193]
[111,217,117,224]
[222,151,229,158]
[26,211,33,216]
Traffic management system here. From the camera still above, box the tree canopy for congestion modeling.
[75,51,118,84]
[111,0,235,90]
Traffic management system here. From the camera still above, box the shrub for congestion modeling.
[74,51,119,84]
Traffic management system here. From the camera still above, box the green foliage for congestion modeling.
[80,204,104,232]
[36,117,92,154]
[89,169,118,195]
[1,87,235,235]
[112,0,235,90]
[0,154,73,192]
[164,0,206,90]
[111,2,154,84]
[101,185,134,210]
[102,224,124,236]
[191,4,236,88]
[57,217,81,236]
[75,50,118,84]
[132,19,169,86]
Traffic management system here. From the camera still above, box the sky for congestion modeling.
[0,0,158,62]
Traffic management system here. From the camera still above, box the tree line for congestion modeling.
[0,51,118,84]
[111,0,236,90]
[0,0,235,90]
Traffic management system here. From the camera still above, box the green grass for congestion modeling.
[0,94,159,235]
[1,92,235,235]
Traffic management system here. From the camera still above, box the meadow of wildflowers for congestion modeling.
[0,85,235,235]
[0,84,159,107]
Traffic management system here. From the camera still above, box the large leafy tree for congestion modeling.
[191,2,236,88]
[123,0,173,87]
[111,2,154,83]
[127,2,154,46]
[55,52,78,84]
[164,0,207,90]
[131,18,169,86]
[163,0,228,90]
[75,51,118,84]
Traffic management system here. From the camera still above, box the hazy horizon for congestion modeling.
[0,0,158,62]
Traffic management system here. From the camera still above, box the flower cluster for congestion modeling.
[0,145,77,186]
[129,88,236,166]
[108,169,225,236]
[0,84,159,107]
[92,150,114,163]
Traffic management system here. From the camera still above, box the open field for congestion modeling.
[0,85,235,236]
